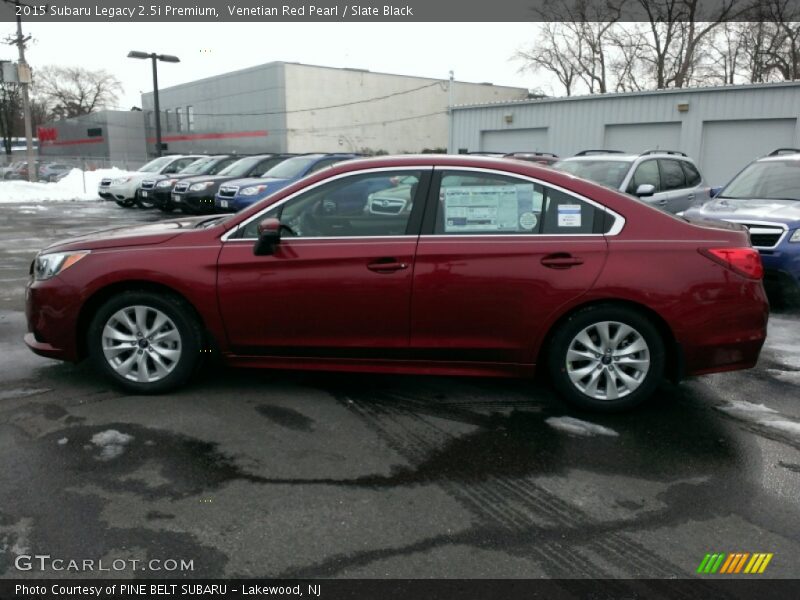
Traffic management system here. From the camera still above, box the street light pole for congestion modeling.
[150,55,162,157]
[127,51,179,158]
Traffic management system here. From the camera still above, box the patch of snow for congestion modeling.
[759,419,800,437]
[766,369,800,385]
[57,437,68,446]
[545,416,619,437]
[0,388,51,401]
[90,429,134,461]
[717,401,779,416]
[0,167,134,203]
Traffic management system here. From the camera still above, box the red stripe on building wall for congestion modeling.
[44,137,105,146]
[146,130,269,143]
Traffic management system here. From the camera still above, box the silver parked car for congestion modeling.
[553,150,711,214]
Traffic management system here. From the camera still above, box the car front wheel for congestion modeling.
[88,291,203,394]
[548,305,665,411]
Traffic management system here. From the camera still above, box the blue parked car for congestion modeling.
[215,153,360,212]
[684,148,800,304]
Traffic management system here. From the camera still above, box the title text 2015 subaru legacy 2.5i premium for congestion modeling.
[25,155,768,412]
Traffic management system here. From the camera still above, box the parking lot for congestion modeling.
[1,199,800,579]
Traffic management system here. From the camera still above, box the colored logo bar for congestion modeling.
[697,553,773,574]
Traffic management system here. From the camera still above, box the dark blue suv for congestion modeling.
[215,153,360,212]
[684,148,800,304]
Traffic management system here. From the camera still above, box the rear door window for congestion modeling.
[681,161,702,187]
[433,171,612,235]
[659,159,687,191]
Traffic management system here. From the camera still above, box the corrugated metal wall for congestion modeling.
[450,82,800,185]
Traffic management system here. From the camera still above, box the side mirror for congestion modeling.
[253,217,282,256]
[636,183,656,197]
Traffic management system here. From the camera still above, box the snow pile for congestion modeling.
[545,416,619,437]
[90,429,134,461]
[0,167,135,203]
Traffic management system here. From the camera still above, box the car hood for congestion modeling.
[225,176,289,188]
[177,174,233,185]
[686,198,800,226]
[41,216,215,253]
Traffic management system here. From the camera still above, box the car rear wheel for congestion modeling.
[88,291,203,394]
[547,305,665,411]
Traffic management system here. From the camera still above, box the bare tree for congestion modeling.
[515,23,581,96]
[635,0,747,88]
[33,66,123,119]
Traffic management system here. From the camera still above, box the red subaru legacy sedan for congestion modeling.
[25,155,768,411]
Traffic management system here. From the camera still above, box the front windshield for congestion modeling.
[137,156,174,173]
[263,156,318,179]
[218,157,263,177]
[178,158,214,175]
[553,159,631,189]
[720,160,800,201]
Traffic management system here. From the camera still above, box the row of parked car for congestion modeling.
[1,160,73,182]
[96,146,800,304]
[97,153,363,215]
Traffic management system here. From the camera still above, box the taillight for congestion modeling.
[700,247,764,279]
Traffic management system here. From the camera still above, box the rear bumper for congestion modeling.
[679,282,769,376]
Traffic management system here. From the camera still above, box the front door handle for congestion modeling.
[657,197,668,206]
[367,258,409,273]
[541,254,584,269]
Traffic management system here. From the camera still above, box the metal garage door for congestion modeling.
[700,118,797,186]
[603,122,682,154]
[480,128,549,153]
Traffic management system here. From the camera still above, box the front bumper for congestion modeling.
[140,187,173,208]
[172,190,220,214]
[24,279,82,362]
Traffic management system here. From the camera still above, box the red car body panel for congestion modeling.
[24,155,769,381]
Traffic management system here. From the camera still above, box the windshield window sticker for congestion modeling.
[443,184,535,233]
[519,211,538,230]
[557,203,582,227]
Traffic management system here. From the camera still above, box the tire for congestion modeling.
[115,198,136,208]
[87,290,203,394]
[547,304,665,412]
[158,203,175,213]
[136,193,157,209]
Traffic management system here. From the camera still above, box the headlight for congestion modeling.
[112,177,132,185]
[240,185,266,196]
[189,182,213,192]
[33,251,90,281]
[157,179,176,188]
[790,229,800,243]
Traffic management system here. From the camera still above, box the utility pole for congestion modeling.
[6,0,36,181]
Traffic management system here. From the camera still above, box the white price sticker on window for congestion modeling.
[557,204,582,227]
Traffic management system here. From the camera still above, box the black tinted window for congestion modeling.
[659,159,687,191]
[541,188,604,235]
[681,161,702,186]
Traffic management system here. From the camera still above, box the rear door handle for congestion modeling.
[367,258,409,273]
[541,254,584,269]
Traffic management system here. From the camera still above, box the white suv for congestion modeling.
[98,155,205,207]
[553,150,710,214]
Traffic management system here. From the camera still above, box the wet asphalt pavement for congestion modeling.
[1,200,799,580]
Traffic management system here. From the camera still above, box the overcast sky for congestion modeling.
[2,23,547,108]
